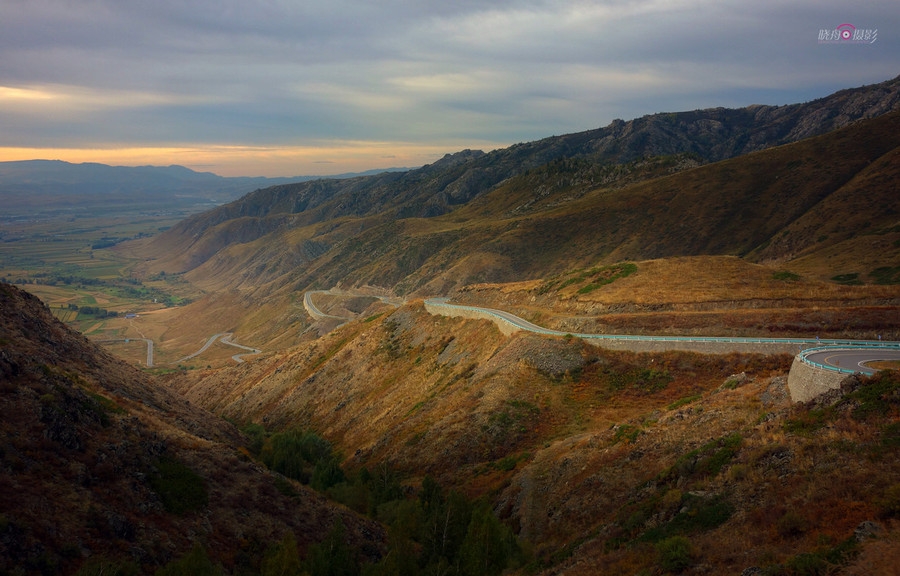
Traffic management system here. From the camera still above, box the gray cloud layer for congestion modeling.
[1,0,896,173]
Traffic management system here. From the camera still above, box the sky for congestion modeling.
[0,0,897,177]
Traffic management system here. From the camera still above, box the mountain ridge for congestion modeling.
[0,159,409,218]
[126,110,900,309]
[128,75,900,292]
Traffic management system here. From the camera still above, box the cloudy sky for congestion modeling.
[0,0,896,176]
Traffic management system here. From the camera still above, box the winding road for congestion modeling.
[303,290,351,322]
[299,292,900,373]
[176,332,262,364]
[421,297,900,374]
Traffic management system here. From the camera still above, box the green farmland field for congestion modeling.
[0,212,197,344]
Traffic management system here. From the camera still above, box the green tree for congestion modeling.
[242,422,268,456]
[457,501,518,576]
[423,489,472,569]
[311,453,346,491]
[361,524,418,576]
[149,456,208,515]
[304,519,359,576]
[261,531,303,576]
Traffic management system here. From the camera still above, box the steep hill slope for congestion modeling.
[128,79,900,304]
[125,107,900,310]
[0,283,383,574]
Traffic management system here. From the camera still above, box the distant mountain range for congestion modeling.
[130,75,900,296]
[0,160,408,218]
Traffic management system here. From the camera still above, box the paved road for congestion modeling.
[803,348,900,375]
[219,334,262,363]
[177,332,229,363]
[303,290,352,322]
[303,289,403,325]
[424,297,900,370]
[177,332,262,364]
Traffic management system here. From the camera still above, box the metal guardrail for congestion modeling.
[794,345,896,375]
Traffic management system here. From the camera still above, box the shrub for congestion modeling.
[608,367,673,394]
[656,536,694,572]
[877,483,900,518]
[640,495,733,543]
[844,371,900,421]
[776,510,808,538]
[667,433,742,481]
[75,558,138,576]
[870,266,900,285]
[881,422,900,449]
[830,273,862,285]
[577,262,638,294]
[784,552,827,576]
[773,271,801,282]
[667,395,701,410]
[784,407,832,436]
[613,424,642,444]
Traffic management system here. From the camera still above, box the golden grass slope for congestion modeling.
[169,294,900,575]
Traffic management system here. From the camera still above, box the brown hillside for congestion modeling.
[121,109,900,307]
[451,256,900,340]
[169,295,900,574]
[120,79,900,301]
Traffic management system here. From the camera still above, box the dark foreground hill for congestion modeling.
[0,283,383,574]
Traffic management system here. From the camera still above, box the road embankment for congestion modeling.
[423,298,804,355]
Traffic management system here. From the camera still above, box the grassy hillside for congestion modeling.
[170,295,900,575]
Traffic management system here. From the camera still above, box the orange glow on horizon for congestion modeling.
[0,141,507,178]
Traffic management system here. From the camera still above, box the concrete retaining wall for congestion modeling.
[786,356,849,403]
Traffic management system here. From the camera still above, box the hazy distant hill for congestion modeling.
[131,76,900,293]
[0,160,407,218]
